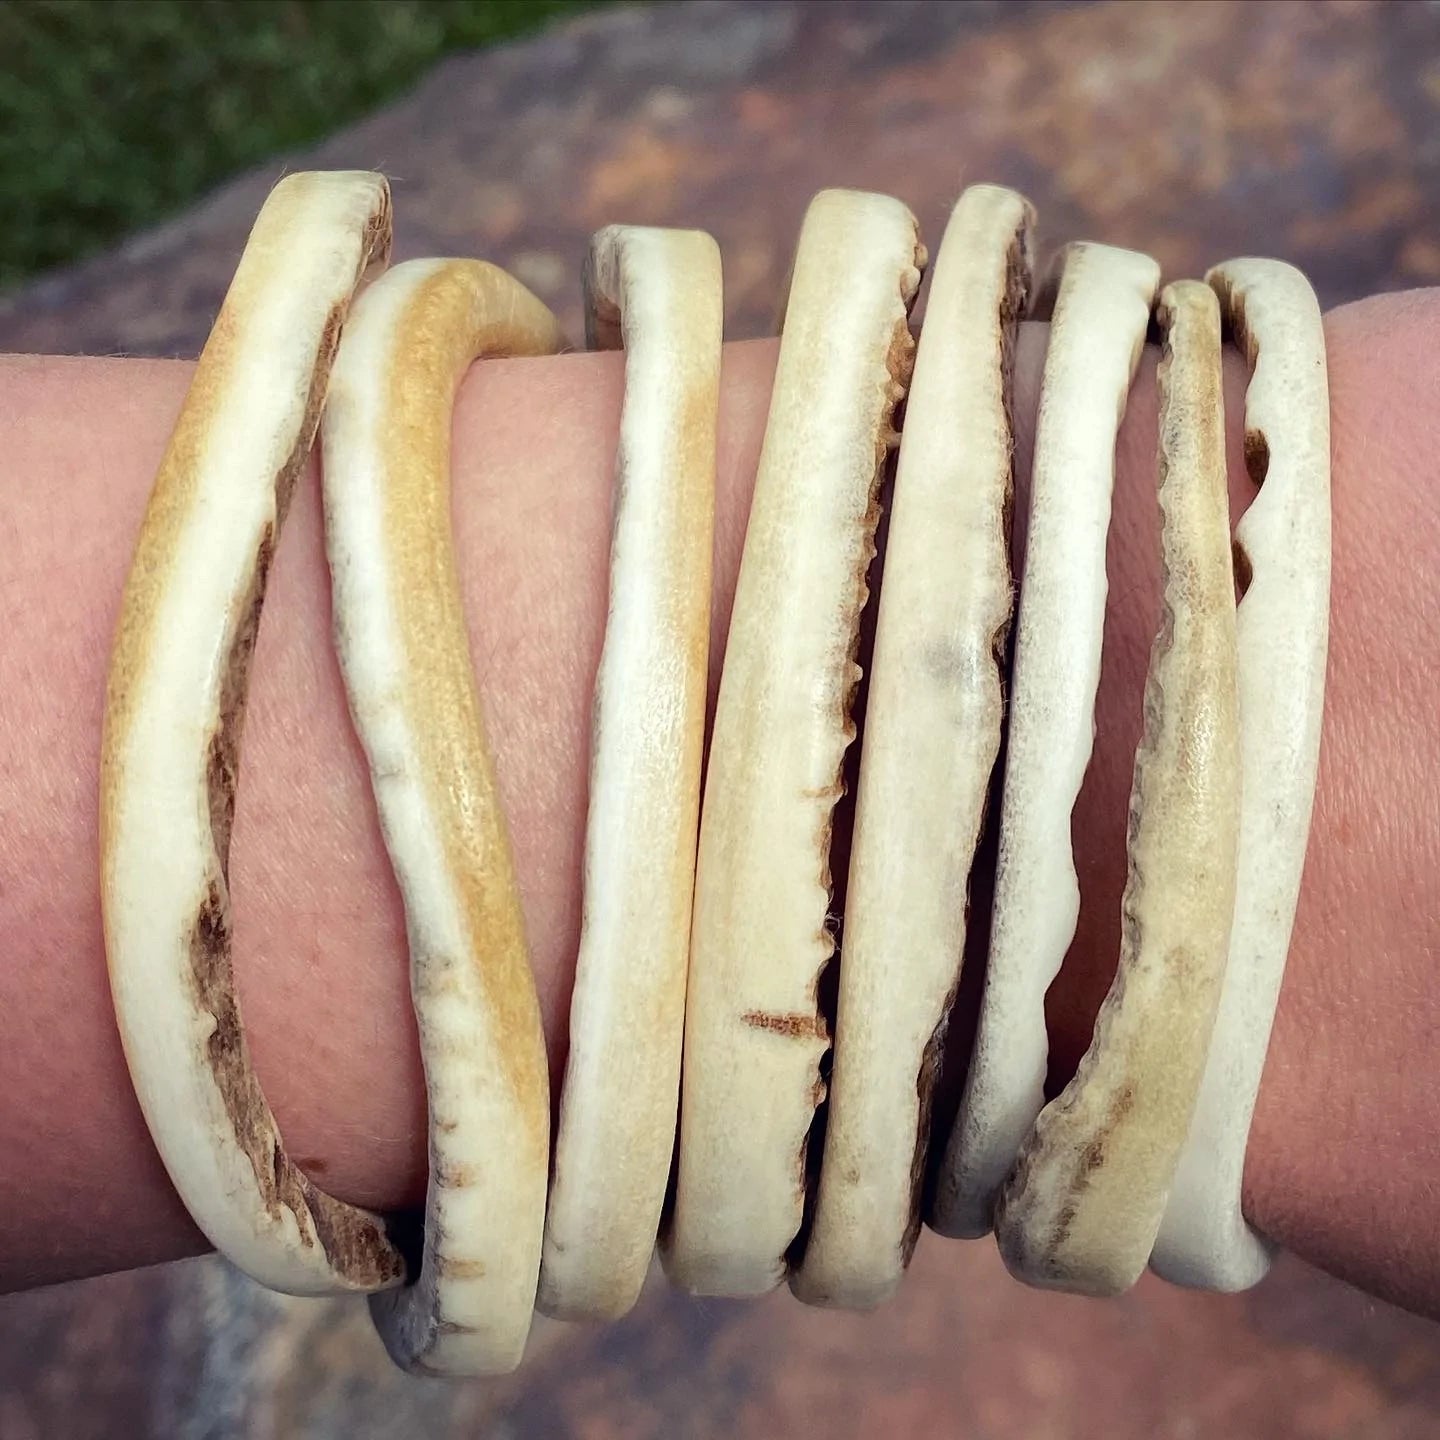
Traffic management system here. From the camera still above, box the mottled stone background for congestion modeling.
[3,1,1439,1436]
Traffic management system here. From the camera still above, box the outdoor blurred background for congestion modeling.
[0,1,606,288]
[4,1,1440,1436]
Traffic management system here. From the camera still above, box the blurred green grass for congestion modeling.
[0,0,608,289]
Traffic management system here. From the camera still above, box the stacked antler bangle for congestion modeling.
[321,258,563,1374]
[102,171,405,1298]
[539,225,723,1322]
[102,167,1330,1373]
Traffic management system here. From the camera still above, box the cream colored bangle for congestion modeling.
[101,171,405,1298]
[1150,259,1330,1292]
[667,188,926,1298]
[930,241,1160,1241]
[321,258,562,1374]
[537,225,722,1322]
[792,184,1033,1309]
[993,279,1242,1296]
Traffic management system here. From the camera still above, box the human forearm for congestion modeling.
[0,291,1435,1308]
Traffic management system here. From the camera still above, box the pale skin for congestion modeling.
[0,288,1436,1316]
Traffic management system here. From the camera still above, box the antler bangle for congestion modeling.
[321,258,563,1374]
[539,225,723,1322]
[101,171,404,1299]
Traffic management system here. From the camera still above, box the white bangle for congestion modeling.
[993,280,1242,1295]
[793,183,1033,1308]
[101,171,404,1299]
[931,240,1160,1240]
[667,188,925,1297]
[1150,259,1330,1291]
[321,258,563,1374]
[538,225,723,1321]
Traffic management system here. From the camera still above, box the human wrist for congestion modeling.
[1,291,1434,1308]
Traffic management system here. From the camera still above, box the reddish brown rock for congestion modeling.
[5,0,1440,358]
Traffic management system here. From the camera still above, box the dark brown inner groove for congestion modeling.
[184,262,406,1292]
[784,441,890,1275]
[1233,538,1255,602]
[1244,427,1271,488]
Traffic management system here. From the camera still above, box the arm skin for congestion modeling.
[0,288,1436,1311]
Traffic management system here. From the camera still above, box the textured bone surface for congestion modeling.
[1150,259,1330,1291]
[792,185,1033,1309]
[100,171,405,1298]
[993,279,1241,1297]
[538,225,722,1322]
[931,242,1160,1241]
[322,258,561,1374]
[667,188,925,1297]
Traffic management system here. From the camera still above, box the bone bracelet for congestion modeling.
[666,188,926,1298]
[1150,259,1330,1292]
[793,184,1033,1309]
[320,257,562,1375]
[931,241,1161,1241]
[101,170,406,1298]
[538,225,723,1323]
[993,280,1242,1296]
